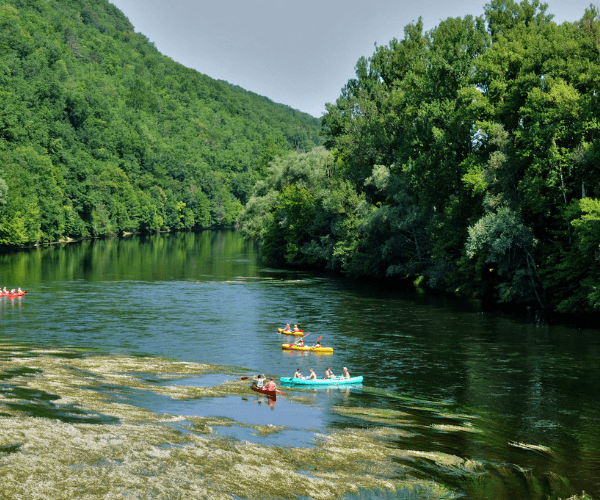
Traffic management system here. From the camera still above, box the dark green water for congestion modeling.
[0,230,598,499]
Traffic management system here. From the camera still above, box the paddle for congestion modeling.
[292,332,309,347]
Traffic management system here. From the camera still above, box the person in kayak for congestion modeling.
[294,368,303,379]
[265,378,277,391]
[342,367,350,379]
[293,324,300,332]
[293,338,304,347]
[252,374,264,388]
[325,367,335,379]
[307,368,317,380]
[285,324,291,331]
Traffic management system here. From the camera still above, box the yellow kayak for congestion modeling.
[281,343,333,353]
[278,328,304,336]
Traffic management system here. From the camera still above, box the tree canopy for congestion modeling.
[239,0,600,315]
[0,0,321,245]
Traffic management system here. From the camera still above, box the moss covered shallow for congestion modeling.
[0,343,591,499]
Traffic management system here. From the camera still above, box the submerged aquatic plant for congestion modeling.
[0,343,587,500]
[509,441,555,456]
[0,344,464,499]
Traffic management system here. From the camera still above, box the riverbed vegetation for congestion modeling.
[239,1,600,315]
[2,342,586,500]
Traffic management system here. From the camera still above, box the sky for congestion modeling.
[108,0,595,118]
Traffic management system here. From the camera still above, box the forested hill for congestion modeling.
[0,0,321,245]
[238,1,600,315]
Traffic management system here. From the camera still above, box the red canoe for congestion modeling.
[251,385,277,399]
[0,291,27,298]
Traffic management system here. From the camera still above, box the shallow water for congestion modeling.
[0,230,598,499]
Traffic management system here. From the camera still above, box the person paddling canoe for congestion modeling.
[342,367,350,379]
[307,368,317,380]
[265,378,277,391]
[294,368,303,379]
[325,367,335,379]
[252,374,265,388]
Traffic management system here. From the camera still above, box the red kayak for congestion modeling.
[0,291,27,298]
[251,385,277,399]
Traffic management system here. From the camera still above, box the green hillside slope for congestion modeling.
[0,0,321,245]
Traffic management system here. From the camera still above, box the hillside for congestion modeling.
[0,0,321,245]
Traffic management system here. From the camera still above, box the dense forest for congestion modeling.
[0,0,321,245]
[2,0,599,315]
[238,0,600,315]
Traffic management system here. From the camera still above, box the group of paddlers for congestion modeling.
[293,366,350,380]
[1,287,23,295]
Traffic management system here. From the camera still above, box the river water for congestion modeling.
[0,230,598,499]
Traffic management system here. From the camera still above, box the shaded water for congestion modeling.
[0,231,598,499]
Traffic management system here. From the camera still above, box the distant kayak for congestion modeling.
[278,328,304,336]
[251,385,277,399]
[281,343,333,353]
[279,376,363,386]
[0,291,27,297]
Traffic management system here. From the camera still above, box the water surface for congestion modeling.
[0,230,598,499]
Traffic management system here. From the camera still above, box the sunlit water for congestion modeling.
[0,231,598,499]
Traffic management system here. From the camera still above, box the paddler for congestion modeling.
[294,368,303,379]
[293,324,300,332]
[325,367,335,379]
[342,367,350,379]
[307,368,317,380]
[285,323,291,331]
[293,338,304,347]
[265,378,277,391]
[252,374,264,388]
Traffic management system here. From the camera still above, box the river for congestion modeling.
[0,230,598,499]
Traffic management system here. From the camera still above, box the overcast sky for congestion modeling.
[108,0,595,118]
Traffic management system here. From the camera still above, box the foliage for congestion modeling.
[241,0,600,315]
[0,0,321,245]
[465,206,543,306]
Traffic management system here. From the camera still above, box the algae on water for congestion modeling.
[0,344,464,499]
